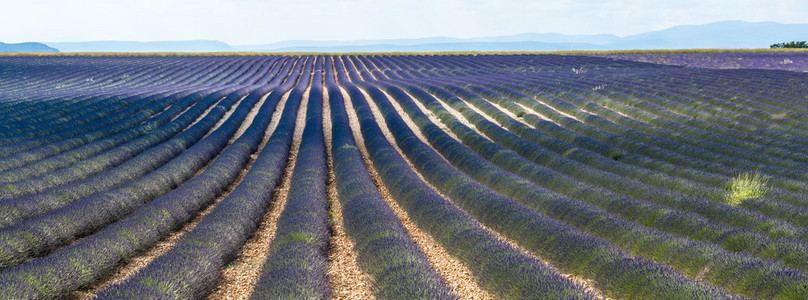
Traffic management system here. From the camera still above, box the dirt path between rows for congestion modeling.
[69,90,262,299]
[206,80,311,300]
[362,81,609,299]
[323,83,376,300]
[347,85,495,300]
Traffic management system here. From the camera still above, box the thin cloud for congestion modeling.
[0,0,804,44]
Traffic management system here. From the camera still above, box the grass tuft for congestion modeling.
[725,172,769,206]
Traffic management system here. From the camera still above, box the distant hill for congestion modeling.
[612,20,808,49]
[0,42,58,52]
[45,40,233,52]
[33,21,808,53]
[233,33,620,52]
[259,41,609,53]
[236,21,808,52]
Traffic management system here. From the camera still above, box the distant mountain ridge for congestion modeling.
[613,21,808,49]
[44,40,232,53]
[16,21,808,52]
[0,42,58,52]
[232,33,622,51]
[255,41,610,53]
[243,21,807,52]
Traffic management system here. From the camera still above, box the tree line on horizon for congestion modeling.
[771,41,808,48]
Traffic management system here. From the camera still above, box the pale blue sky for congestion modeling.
[2,0,805,45]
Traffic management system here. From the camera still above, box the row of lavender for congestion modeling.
[1,53,808,299]
[344,53,805,296]
[345,55,808,298]
[595,51,808,72]
[0,55,297,298]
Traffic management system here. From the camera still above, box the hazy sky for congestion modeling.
[2,0,805,45]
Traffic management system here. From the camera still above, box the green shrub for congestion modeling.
[770,41,808,48]
[726,172,769,205]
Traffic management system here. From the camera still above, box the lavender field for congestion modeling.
[0,53,807,299]
[596,51,808,72]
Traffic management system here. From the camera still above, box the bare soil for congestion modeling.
[346,85,494,300]
[323,84,376,300]
[207,81,311,300]
[70,91,264,299]
[358,82,610,299]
